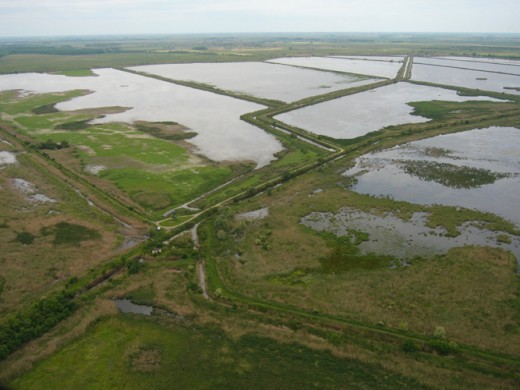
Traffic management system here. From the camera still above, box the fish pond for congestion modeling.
[275,82,505,139]
[267,57,401,79]
[411,64,520,95]
[414,57,520,76]
[129,62,374,103]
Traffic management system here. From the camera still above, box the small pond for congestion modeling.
[114,299,153,316]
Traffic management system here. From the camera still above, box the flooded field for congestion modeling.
[414,57,520,75]
[344,126,520,226]
[267,57,401,79]
[129,62,374,102]
[411,64,520,95]
[0,69,283,167]
[301,207,520,262]
[275,82,505,139]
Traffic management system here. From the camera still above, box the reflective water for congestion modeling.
[276,82,505,139]
[114,299,153,315]
[301,208,520,261]
[129,62,374,103]
[344,127,520,226]
[411,64,520,95]
[331,56,405,63]
[415,57,520,75]
[268,57,401,79]
[0,69,283,167]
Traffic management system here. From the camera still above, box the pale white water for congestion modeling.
[276,82,505,139]
[331,56,404,63]
[415,57,520,75]
[411,64,520,95]
[267,57,401,79]
[437,56,520,66]
[0,68,283,167]
[129,62,374,102]
[344,127,520,226]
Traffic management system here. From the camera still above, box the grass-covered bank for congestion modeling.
[9,314,425,390]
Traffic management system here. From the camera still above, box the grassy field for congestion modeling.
[0,143,121,316]
[9,314,424,390]
[0,91,246,218]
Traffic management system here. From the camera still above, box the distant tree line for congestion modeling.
[0,45,121,56]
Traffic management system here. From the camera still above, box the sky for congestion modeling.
[0,0,519,37]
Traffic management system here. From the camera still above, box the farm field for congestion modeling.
[129,62,376,102]
[1,33,520,389]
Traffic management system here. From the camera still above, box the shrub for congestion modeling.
[14,231,35,245]
[402,340,418,353]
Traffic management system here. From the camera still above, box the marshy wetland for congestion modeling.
[1,34,520,389]
[344,126,520,227]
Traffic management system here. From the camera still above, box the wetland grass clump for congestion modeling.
[13,231,36,245]
[41,222,100,246]
[31,103,58,114]
[399,160,510,189]
[319,234,395,273]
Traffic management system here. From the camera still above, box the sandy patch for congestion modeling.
[235,207,269,221]
[11,178,57,203]
[0,151,16,165]
[85,165,106,175]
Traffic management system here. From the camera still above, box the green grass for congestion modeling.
[1,91,238,215]
[0,90,86,115]
[10,315,424,390]
[0,276,5,301]
[102,165,232,213]
[124,284,157,306]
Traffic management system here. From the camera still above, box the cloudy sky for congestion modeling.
[1,0,519,37]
